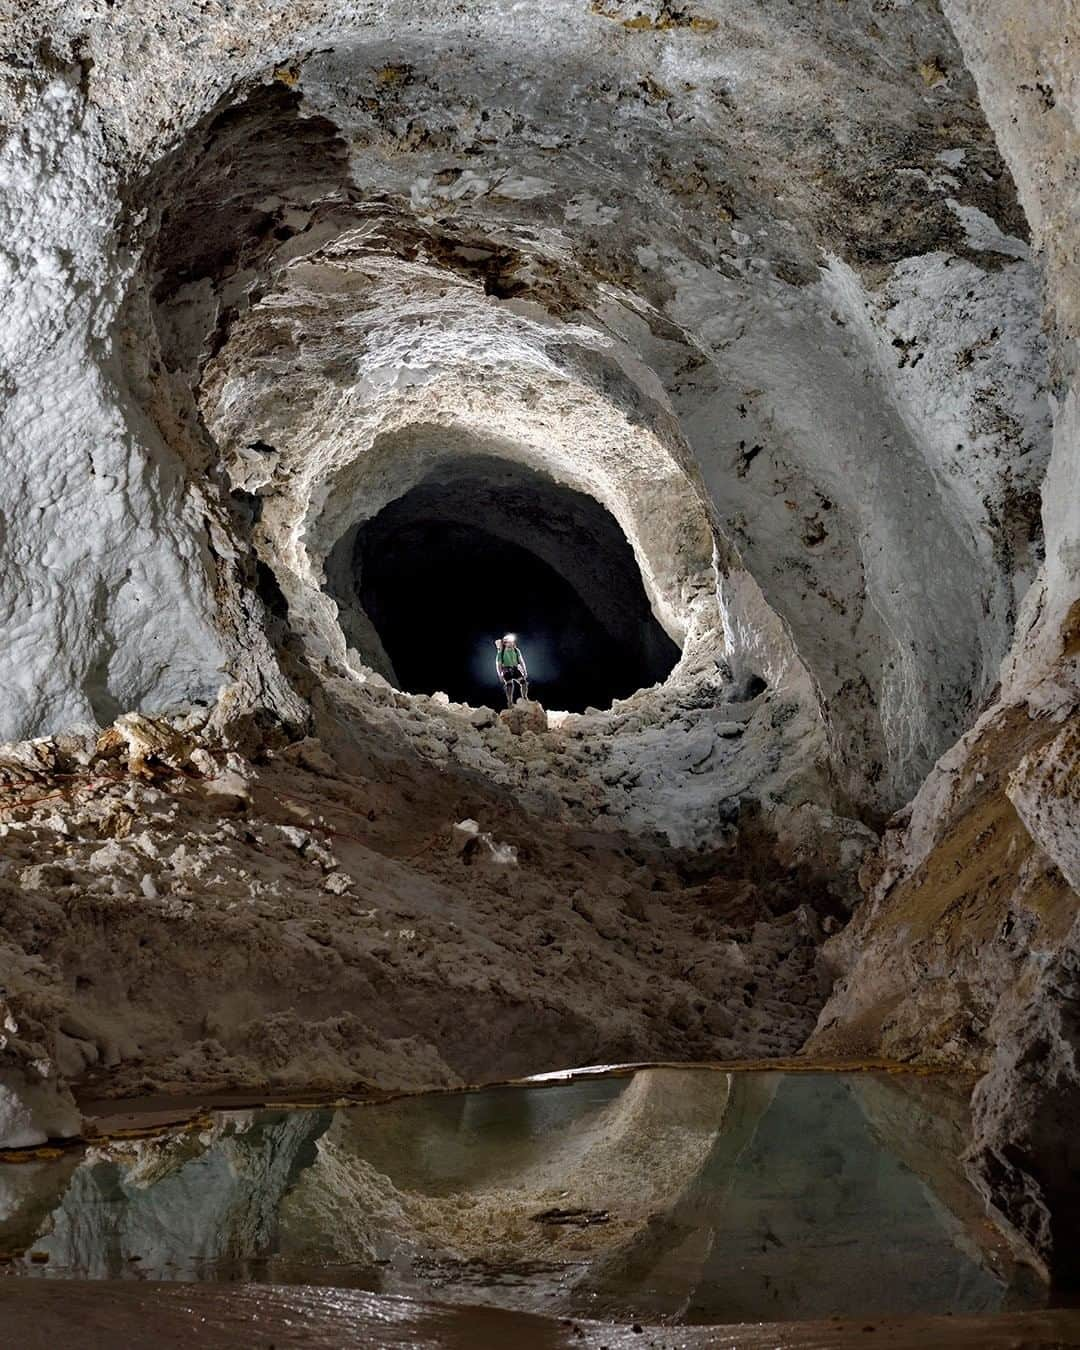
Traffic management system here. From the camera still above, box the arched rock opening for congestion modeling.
[326,457,681,710]
[121,27,1049,817]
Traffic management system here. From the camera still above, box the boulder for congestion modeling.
[499,701,548,736]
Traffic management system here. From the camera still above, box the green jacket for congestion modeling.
[497,644,526,675]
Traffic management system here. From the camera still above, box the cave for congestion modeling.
[1,2,1078,1344]
[326,458,681,710]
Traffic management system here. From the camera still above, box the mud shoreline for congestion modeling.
[2,1282,1080,1350]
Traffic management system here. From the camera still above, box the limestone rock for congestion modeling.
[1007,716,1080,892]
[499,701,549,736]
[0,1067,82,1150]
[282,738,339,777]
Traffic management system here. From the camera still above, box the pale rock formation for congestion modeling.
[499,701,549,737]
[1008,721,1080,894]
[0,1068,82,1151]
[0,0,1052,808]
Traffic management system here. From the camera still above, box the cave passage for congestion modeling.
[327,458,681,711]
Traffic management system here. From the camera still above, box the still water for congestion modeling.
[0,1070,1042,1323]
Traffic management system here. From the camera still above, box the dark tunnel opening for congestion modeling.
[325,458,681,712]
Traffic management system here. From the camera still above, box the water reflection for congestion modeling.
[0,1070,1040,1322]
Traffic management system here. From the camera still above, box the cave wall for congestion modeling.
[0,78,231,736]
[0,0,1055,820]
[807,0,1080,1280]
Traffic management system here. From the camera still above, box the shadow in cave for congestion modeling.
[328,458,680,712]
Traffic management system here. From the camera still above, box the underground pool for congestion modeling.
[0,1069,1044,1325]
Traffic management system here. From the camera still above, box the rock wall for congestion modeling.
[0,0,1053,813]
[809,0,1080,1280]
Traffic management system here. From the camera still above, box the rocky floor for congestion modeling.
[0,690,857,1143]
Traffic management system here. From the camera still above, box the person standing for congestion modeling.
[494,633,529,706]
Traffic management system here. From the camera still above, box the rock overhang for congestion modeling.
[0,0,1054,821]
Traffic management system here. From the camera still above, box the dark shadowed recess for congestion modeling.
[327,457,680,711]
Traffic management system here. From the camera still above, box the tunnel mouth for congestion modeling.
[324,457,682,713]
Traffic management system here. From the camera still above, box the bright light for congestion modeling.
[474,634,558,690]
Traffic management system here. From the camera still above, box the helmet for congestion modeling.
[503,633,517,642]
